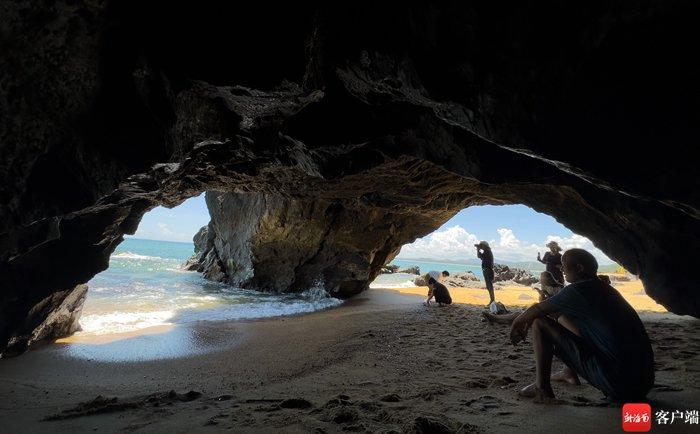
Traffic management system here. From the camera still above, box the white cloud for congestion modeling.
[397,225,480,260]
[156,222,174,236]
[397,225,613,264]
[132,221,192,243]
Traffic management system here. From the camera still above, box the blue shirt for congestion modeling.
[544,278,654,371]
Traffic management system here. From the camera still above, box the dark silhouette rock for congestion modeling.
[4,284,87,356]
[1,1,698,354]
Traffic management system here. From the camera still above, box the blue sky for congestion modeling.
[131,195,613,264]
[129,193,210,243]
[398,205,613,264]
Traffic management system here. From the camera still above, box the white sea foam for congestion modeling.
[112,251,164,261]
[166,267,196,273]
[369,280,418,289]
[370,272,418,289]
[78,310,175,335]
[175,295,343,323]
[77,286,343,336]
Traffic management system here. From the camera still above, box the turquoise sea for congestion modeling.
[80,239,521,337]
[79,238,342,336]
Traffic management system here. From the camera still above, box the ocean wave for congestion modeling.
[175,297,343,323]
[78,310,175,335]
[77,285,343,336]
[166,267,197,274]
[369,280,418,289]
[112,251,165,261]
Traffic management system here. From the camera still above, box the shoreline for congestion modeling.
[46,278,667,361]
[0,288,696,432]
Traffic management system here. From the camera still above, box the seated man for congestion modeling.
[510,248,654,402]
[426,277,452,306]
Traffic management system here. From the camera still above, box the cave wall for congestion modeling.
[0,0,698,354]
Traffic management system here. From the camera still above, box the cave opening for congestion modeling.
[372,205,665,313]
[65,193,342,351]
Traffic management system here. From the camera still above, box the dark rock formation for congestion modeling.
[3,284,87,356]
[1,1,699,354]
[492,265,539,286]
[187,191,435,296]
[380,265,400,274]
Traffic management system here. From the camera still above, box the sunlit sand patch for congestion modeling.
[385,276,667,313]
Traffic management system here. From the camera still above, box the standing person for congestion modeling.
[426,277,452,306]
[510,249,654,402]
[475,241,495,304]
[537,241,564,284]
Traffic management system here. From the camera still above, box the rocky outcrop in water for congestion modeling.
[413,271,480,288]
[186,192,437,296]
[492,265,539,286]
[443,272,481,288]
[398,266,420,275]
[1,1,699,354]
[380,265,400,275]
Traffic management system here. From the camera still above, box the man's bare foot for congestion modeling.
[518,383,556,402]
[551,369,581,385]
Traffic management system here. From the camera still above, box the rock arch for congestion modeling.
[1,1,698,354]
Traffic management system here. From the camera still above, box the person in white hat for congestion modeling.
[537,241,564,284]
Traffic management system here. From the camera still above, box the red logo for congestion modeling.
[622,403,652,432]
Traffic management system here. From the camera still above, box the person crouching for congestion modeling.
[426,277,452,306]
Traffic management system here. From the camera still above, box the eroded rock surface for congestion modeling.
[492,265,539,287]
[1,1,698,353]
[188,191,437,296]
[4,284,87,356]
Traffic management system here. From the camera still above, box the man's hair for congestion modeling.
[563,248,598,275]
[441,270,450,276]
[427,277,437,285]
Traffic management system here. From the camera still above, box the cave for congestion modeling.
[1,1,698,356]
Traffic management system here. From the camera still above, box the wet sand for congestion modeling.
[0,288,697,433]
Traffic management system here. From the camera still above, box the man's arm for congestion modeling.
[426,288,434,304]
[510,301,559,344]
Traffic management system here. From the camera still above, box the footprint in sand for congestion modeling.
[461,395,509,412]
